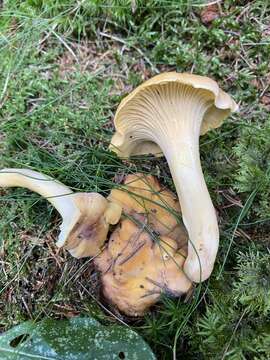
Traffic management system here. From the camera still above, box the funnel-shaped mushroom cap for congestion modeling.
[95,219,191,316]
[0,169,122,258]
[110,73,238,283]
[110,72,237,157]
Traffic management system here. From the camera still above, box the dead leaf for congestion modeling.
[251,78,261,89]
[200,4,220,25]
[262,24,270,38]
[261,94,270,108]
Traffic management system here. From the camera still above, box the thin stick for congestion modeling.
[99,31,159,74]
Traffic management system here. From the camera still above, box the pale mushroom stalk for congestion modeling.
[126,101,218,283]
[0,168,81,246]
[0,168,122,256]
[158,124,218,283]
[109,72,238,283]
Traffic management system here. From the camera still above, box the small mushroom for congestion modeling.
[0,168,122,257]
[109,72,238,282]
[95,219,192,316]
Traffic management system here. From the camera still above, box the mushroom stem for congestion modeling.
[0,168,80,246]
[161,133,218,283]
[0,168,74,212]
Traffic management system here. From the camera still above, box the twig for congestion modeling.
[191,0,222,7]
[22,296,33,319]
[221,309,247,360]
[38,23,57,48]
[0,69,10,108]
[99,31,159,74]
[52,30,79,64]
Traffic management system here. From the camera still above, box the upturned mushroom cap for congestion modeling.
[108,173,187,248]
[110,72,238,157]
[95,219,191,316]
[109,72,238,283]
[0,169,122,258]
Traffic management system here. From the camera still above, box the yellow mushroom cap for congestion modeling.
[95,173,192,315]
[108,173,187,249]
[95,219,192,316]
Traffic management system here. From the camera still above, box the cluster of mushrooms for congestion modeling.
[0,73,237,316]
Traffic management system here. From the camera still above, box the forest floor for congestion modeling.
[0,1,270,359]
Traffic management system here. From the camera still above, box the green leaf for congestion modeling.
[0,317,156,360]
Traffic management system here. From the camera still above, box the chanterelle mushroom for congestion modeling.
[0,169,122,258]
[95,218,192,316]
[109,72,238,283]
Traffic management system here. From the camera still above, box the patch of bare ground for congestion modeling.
[57,40,145,94]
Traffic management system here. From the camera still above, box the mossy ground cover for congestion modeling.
[0,1,270,359]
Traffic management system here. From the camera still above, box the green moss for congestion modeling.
[193,246,270,359]
[234,119,270,219]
